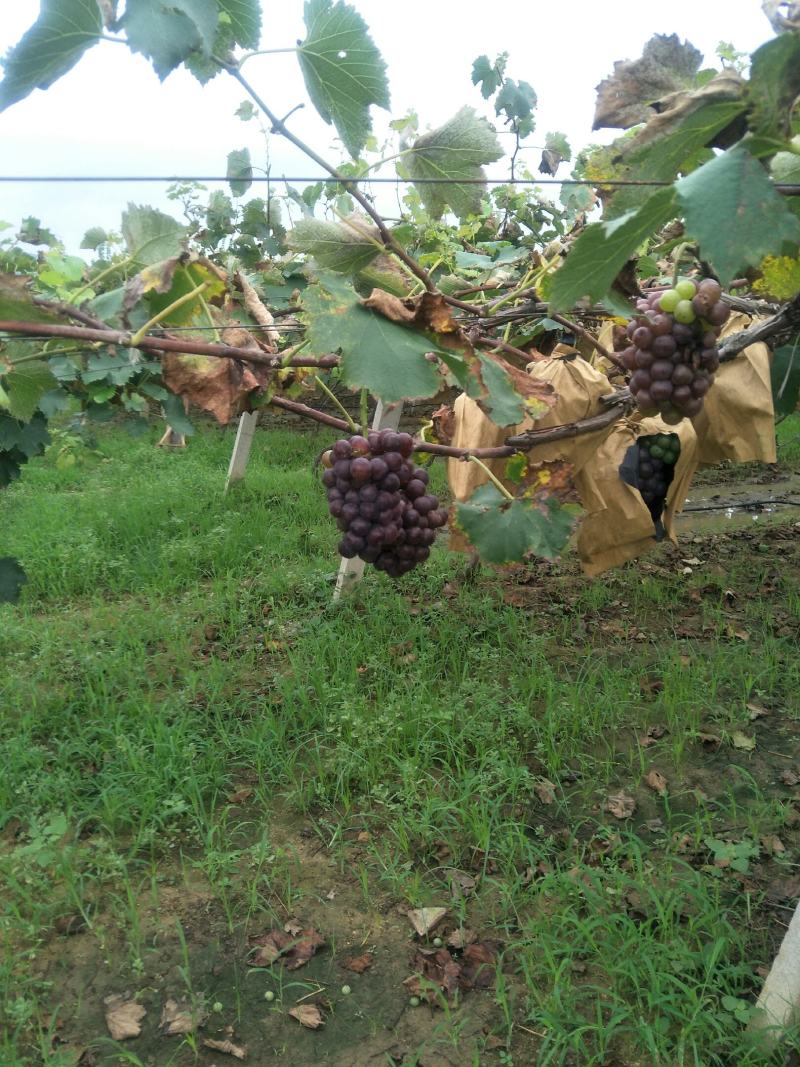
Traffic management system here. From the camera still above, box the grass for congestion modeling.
[1,414,799,1066]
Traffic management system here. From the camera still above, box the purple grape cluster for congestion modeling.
[620,277,730,423]
[321,430,448,578]
[638,433,680,519]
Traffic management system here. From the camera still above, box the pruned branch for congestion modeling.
[719,294,800,362]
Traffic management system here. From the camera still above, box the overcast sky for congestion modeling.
[0,1,774,253]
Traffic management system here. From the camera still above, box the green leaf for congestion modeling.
[0,558,27,605]
[163,392,195,435]
[14,414,51,458]
[549,186,677,311]
[227,148,253,197]
[17,217,58,246]
[748,35,800,142]
[288,218,380,273]
[82,351,139,386]
[218,0,260,48]
[302,274,442,402]
[476,353,524,426]
[405,107,504,220]
[677,146,800,285]
[771,340,800,417]
[0,0,102,111]
[0,274,61,323]
[471,54,506,99]
[456,483,577,563]
[80,226,110,250]
[121,204,187,266]
[771,137,800,184]
[121,0,219,79]
[4,362,58,422]
[495,79,536,137]
[298,0,390,158]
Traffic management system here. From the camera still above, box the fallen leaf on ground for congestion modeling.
[535,779,556,805]
[203,1037,248,1059]
[160,999,204,1036]
[640,724,667,747]
[447,928,477,950]
[249,927,325,969]
[605,792,636,819]
[645,770,668,796]
[227,787,253,804]
[403,940,499,1003]
[284,919,302,937]
[447,868,477,899]
[747,702,769,720]
[761,835,786,856]
[407,907,448,937]
[55,914,87,936]
[288,1004,325,1029]
[103,995,146,1040]
[731,731,756,751]
[344,952,374,973]
[697,731,721,748]
[780,770,800,786]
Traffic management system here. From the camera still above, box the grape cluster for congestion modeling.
[619,277,730,423]
[638,433,680,518]
[321,430,448,578]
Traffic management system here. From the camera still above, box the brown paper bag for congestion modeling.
[447,348,615,503]
[693,312,777,465]
[575,414,698,576]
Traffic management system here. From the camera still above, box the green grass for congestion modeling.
[1,417,800,1065]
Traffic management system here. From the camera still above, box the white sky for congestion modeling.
[0,1,773,253]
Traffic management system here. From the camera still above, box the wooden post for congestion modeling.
[224,410,259,494]
[333,399,404,601]
[749,897,800,1048]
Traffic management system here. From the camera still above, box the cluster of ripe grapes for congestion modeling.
[321,430,448,578]
[638,433,680,519]
[619,277,730,423]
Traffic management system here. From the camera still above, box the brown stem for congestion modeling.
[475,333,536,366]
[548,313,623,369]
[268,395,352,430]
[225,65,435,293]
[504,399,632,448]
[31,298,109,331]
[0,319,340,369]
[718,294,800,362]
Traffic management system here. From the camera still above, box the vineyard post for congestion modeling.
[224,410,260,493]
[333,398,404,601]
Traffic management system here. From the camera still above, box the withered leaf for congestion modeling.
[403,940,499,1003]
[534,778,557,805]
[343,952,374,973]
[203,1037,248,1059]
[447,868,477,900]
[645,770,668,796]
[447,928,477,950]
[160,998,205,1036]
[161,342,268,427]
[288,1004,325,1029]
[249,927,325,969]
[460,941,498,989]
[605,792,636,819]
[640,723,667,747]
[761,835,786,856]
[780,770,800,787]
[103,995,146,1041]
[407,907,448,937]
[731,731,756,751]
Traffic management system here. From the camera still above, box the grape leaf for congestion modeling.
[0,558,27,605]
[471,54,506,99]
[0,274,61,323]
[748,34,800,142]
[121,204,187,266]
[4,362,59,422]
[162,392,195,436]
[495,79,536,138]
[0,0,103,112]
[121,0,219,79]
[405,108,504,220]
[593,34,704,130]
[772,139,800,184]
[227,148,253,197]
[297,0,390,158]
[81,227,110,250]
[302,274,442,402]
[771,342,800,417]
[548,186,677,311]
[218,0,260,48]
[539,131,571,175]
[456,483,578,563]
[677,145,800,285]
[288,218,380,274]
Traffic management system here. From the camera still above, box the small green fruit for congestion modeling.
[658,289,681,313]
[675,278,697,300]
[674,300,696,324]
[212,1001,223,1013]
[432,937,443,948]
[341,985,352,996]
[409,996,421,1007]
[264,990,275,1002]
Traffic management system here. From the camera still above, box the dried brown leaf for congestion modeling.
[344,952,374,974]
[761,835,786,856]
[447,928,477,950]
[160,998,204,1036]
[731,731,756,751]
[103,995,146,1041]
[645,770,668,796]
[161,342,268,426]
[605,792,636,819]
[407,907,448,937]
[288,1004,325,1029]
[202,1037,248,1059]
[249,927,325,969]
[534,779,557,805]
[780,769,800,787]
[431,404,456,446]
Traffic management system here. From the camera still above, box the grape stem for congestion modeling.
[467,457,515,500]
[313,375,358,432]
[670,242,696,288]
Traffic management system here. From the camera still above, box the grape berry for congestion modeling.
[321,430,447,578]
[620,278,729,423]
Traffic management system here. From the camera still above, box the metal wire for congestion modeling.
[0,174,797,193]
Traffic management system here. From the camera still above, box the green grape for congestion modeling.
[649,446,664,459]
[658,289,681,313]
[675,278,697,300]
[674,300,696,324]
